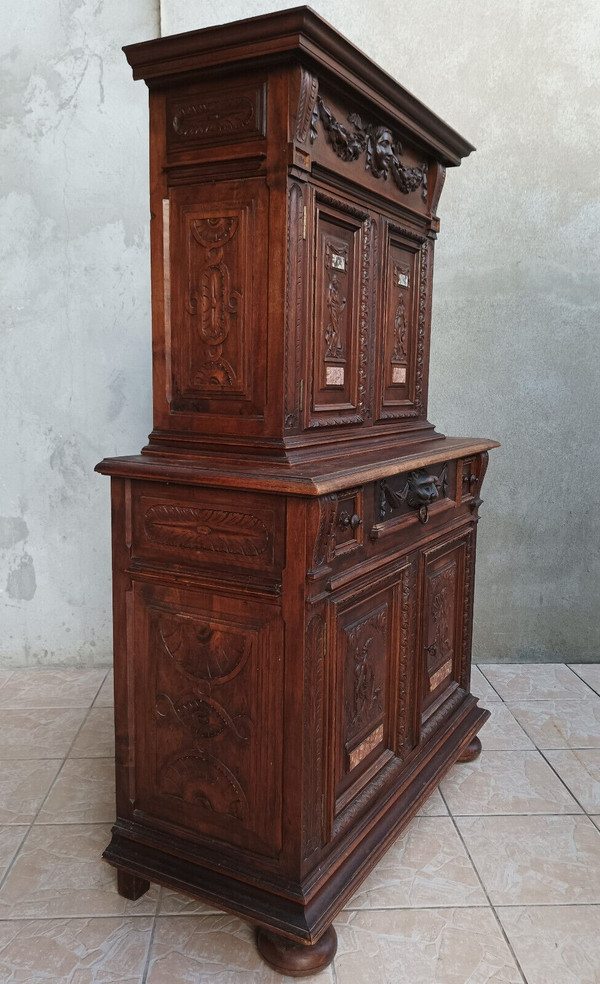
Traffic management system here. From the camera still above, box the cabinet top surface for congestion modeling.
[123,5,473,165]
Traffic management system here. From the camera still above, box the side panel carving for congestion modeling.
[144,505,269,557]
[167,81,266,154]
[133,584,283,858]
[169,180,268,418]
[284,183,305,431]
[302,613,325,859]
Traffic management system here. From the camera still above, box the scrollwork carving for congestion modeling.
[312,97,428,199]
[144,505,269,557]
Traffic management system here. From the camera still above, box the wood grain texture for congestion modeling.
[98,9,497,975]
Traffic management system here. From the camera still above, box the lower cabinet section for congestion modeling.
[125,581,284,860]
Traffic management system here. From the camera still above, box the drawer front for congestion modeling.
[131,483,285,579]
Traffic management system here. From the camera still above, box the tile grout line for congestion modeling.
[0,677,110,894]
[439,784,530,984]
[141,889,161,984]
[567,664,600,698]
[537,748,599,819]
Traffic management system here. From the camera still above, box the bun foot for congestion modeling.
[256,926,337,977]
[117,869,150,900]
[457,735,483,762]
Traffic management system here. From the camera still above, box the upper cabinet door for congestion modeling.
[306,190,372,429]
[375,222,429,422]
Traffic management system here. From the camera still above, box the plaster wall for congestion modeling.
[1,0,598,664]
[0,0,158,666]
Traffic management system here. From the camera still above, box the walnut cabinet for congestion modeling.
[96,8,498,976]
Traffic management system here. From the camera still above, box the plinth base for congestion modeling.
[256,926,338,977]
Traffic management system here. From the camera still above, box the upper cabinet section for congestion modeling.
[124,7,474,461]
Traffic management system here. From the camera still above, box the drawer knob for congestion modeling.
[338,511,362,531]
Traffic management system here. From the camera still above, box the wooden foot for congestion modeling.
[457,735,483,762]
[117,869,150,900]
[256,926,337,977]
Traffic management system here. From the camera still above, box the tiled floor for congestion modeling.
[0,662,599,983]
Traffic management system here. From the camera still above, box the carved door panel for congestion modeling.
[375,221,428,421]
[168,178,268,420]
[327,565,414,835]
[419,528,474,729]
[130,580,283,859]
[306,190,371,428]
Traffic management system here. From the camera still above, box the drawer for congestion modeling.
[130,482,285,579]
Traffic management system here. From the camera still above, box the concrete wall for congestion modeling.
[1,0,598,665]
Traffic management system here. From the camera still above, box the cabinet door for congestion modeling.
[306,190,372,428]
[326,565,415,837]
[127,580,284,860]
[374,221,428,421]
[419,527,475,734]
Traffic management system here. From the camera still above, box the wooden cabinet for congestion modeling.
[97,8,498,976]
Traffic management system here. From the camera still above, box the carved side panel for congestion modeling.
[420,533,469,723]
[308,193,371,427]
[284,184,305,431]
[166,80,267,155]
[376,223,428,420]
[302,613,325,860]
[133,583,283,858]
[169,180,268,418]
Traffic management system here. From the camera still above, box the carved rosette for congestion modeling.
[312,96,428,199]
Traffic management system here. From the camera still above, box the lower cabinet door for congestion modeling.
[418,525,475,734]
[326,563,415,836]
[125,580,284,860]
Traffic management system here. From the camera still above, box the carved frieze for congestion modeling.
[311,96,428,198]
[144,505,269,557]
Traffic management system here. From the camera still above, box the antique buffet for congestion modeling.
[96,7,498,976]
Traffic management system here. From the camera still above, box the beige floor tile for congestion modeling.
[0,760,62,824]
[0,827,29,881]
[93,669,114,706]
[456,814,600,905]
[0,668,107,708]
[334,908,523,984]
[147,913,334,983]
[345,816,486,909]
[441,749,581,816]
[508,698,600,748]
[569,663,600,697]
[157,886,219,915]
[416,786,448,816]
[36,759,116,824]
[0,823,158,918]
[69,708,115,758]
[0,916,153,984]
[592,816,600,831]
[478,703,535,751]
[497,905,600,984]
[0,670,13,690]
[479,663,593,700]
[470,665,502,701]
[0,708,87,760]
[543,748,600,813]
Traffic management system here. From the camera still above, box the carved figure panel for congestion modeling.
[343,606,387,753]
[420,537,468,720]
[377,228,428,420]
[310,194,371,427]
